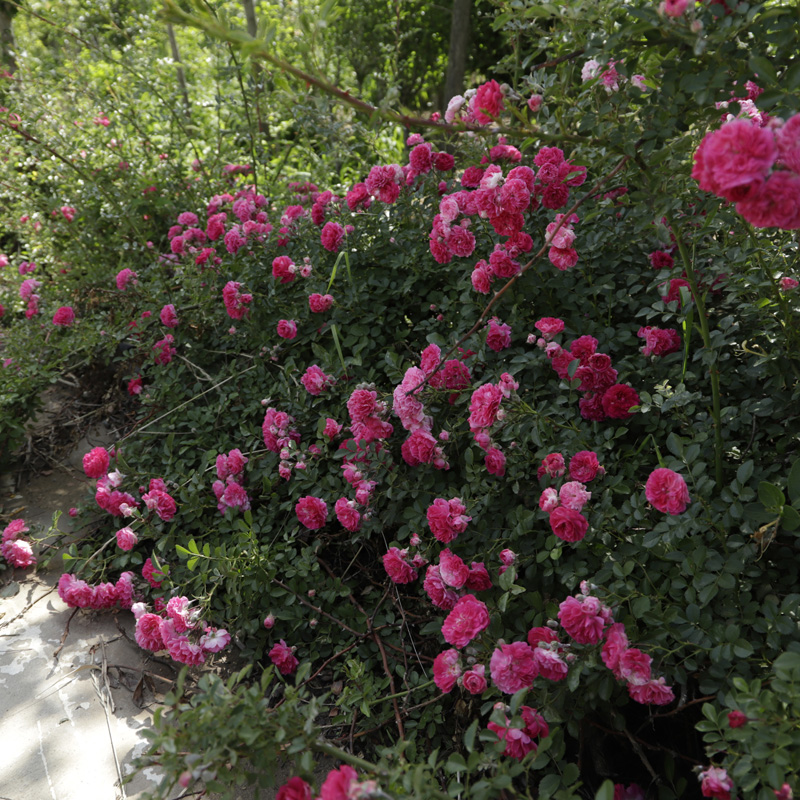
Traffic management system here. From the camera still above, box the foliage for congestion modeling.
[2,1,800,800]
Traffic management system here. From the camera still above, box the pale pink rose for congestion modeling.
[698,767,733,800]
[115,526,138,551]
[559,481,591,512]
[539,487,559,513]
[532,646,568,682]
[619,648,652,685]
[629,677,675,706]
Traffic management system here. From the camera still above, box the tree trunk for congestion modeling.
[0,0,17,76]
[241,0,268,136]
[167,22,191,117]
[442,0,472,111]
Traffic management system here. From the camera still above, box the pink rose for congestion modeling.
[115,527,138,551]
[461,664,487,694]
[549,506,589,543]
[52,306,75,327]
[308,293,334,312]
[645,468,691,514]
[276,777,312,800]
[484,447,506,477]
[83,446,110,479]
[538,452,566,479]
[269,639,299,675]
[295,496,327,529]
[322,418,343,438]
[334,497,361,532]
[558,595,610,644]
[383,547,418,584]
[490,641,537,694]
[486,318,512,352]
[439,548,469,588]
[426,497,471,543]
[277,319,297,339]
[159,304,179,328]
[433,649,461,693]
[301,364,333,396]
[558,481,591,512]
[442,594,490,648]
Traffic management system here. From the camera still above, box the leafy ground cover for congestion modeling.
[2,1,800,799]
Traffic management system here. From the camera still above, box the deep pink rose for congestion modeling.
[276,776,312,800]
[692,119,777,202]
[549,506,589,543]
[277,319,297,340]
[269,639,299,675]
[490,641,537,693]
[461,664,487,694]
[645,468,691,514]
[433,649,461,693]
[472,79,505,125]
[442,594,490,648]
[426,497,471,543]
[159,303,179,328]
[320,221,345,252]
[569,451,603,483]
[558,595,610,644]
[52,306,75,327]
[601,384,640,419]
[308,293,334,312]
[295,496,327,529]
[83,446,110,479]
[383,547,418,584]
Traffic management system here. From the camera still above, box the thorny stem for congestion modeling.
[668,214,724,487]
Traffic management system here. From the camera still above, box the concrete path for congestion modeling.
[0,431,332,800]
[0,432,181,800]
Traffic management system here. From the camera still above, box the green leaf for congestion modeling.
[788,459,800,504]
[464,718,479,753]
[781,504,800,532]
[736,460,754,486]
[666,433,684,458]
[538,773,561,798]
[758,481,785,510]
[595,780,616,800]
[445,753,467,773]
[748,54,779,85]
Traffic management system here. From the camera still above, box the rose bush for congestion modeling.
[2,1,800,799]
